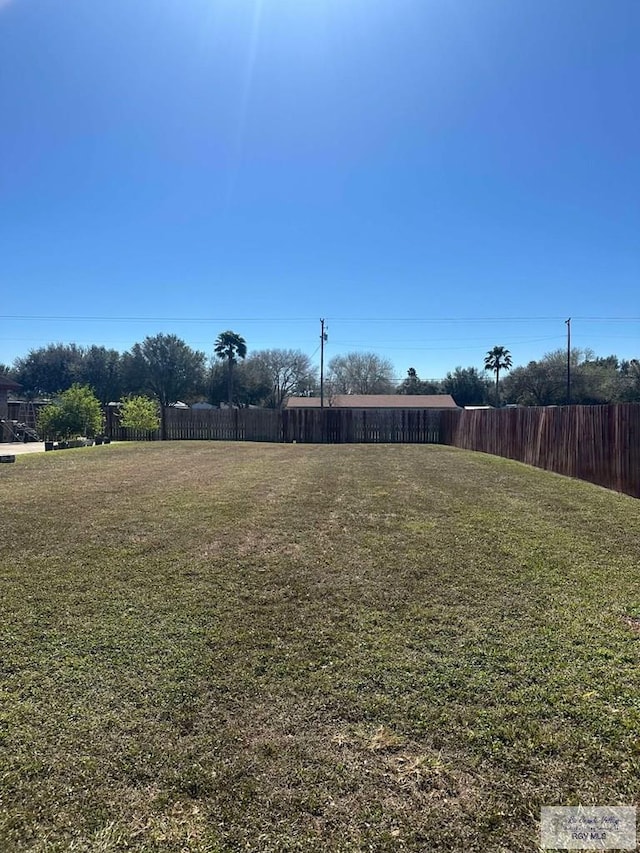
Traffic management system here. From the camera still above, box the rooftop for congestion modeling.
[0,377,22,391]
[285,394,459,410]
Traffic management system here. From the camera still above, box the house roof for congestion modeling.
[285,394,459,409]
[0,377,21,391]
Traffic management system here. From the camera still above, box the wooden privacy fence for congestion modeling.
[105,406,444,444]
[283,408,442,444]
[106,407,283,443]
[439,404,640,499]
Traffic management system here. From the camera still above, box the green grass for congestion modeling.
[1,442,640,852]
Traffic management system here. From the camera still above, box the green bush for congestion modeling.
[119,395,160,432]
[37,384,103,440]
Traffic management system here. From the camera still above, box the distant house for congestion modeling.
[285,394,459,410]
[0,376,22,442]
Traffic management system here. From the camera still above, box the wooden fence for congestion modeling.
[105,407,444,444]
[439,404,640,499]
[283,408,442,443]
[105,407,283,443]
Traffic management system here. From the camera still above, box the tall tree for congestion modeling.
[79,345,123,404]
[124,334,206,438]
[214,331,247,407]
[622,359,640,402]
[13,343,85,397]
[500,348,639,406]
[249,349,317,407]
[579,354,625,404]
[12,343,123,401]
[484,346,513,406]
[442,366,490,407]
[397,367,442,395]
[501,360,563,406]
[207,359,271,408]
[398,367,420,394]
[328,352,394,395]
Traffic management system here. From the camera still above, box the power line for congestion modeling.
[329,317,640,323]
[331,336,563,351]
[1,314,639,323]
[0,315,316,323]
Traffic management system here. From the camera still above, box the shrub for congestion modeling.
[37,384,102,440]
[119,395,160,432]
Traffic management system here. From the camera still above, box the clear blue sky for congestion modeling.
[1,0,638,381]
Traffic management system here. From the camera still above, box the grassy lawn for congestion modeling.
[1,442,640,852]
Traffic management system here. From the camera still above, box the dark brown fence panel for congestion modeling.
[107,407,447,445]
[280,408,444,444]
[282,409,326,443]
[159,408,282,442]
[439,404,640,499]
[106,407,278,443]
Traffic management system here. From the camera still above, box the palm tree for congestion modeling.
[484,346,513,406]
[214,331,247,407]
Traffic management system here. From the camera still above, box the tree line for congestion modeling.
[1,333,317,409]
[2,333,639,408]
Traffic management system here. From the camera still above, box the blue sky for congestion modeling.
[1,0,638,381]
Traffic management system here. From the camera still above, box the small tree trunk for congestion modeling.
[227,360,233,407]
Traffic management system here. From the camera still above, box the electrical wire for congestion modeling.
[1,314,639,323]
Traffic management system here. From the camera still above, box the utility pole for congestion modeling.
[565,317,571,405]
[320,319,327,408]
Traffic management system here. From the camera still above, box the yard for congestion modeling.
[1,442,639,852]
